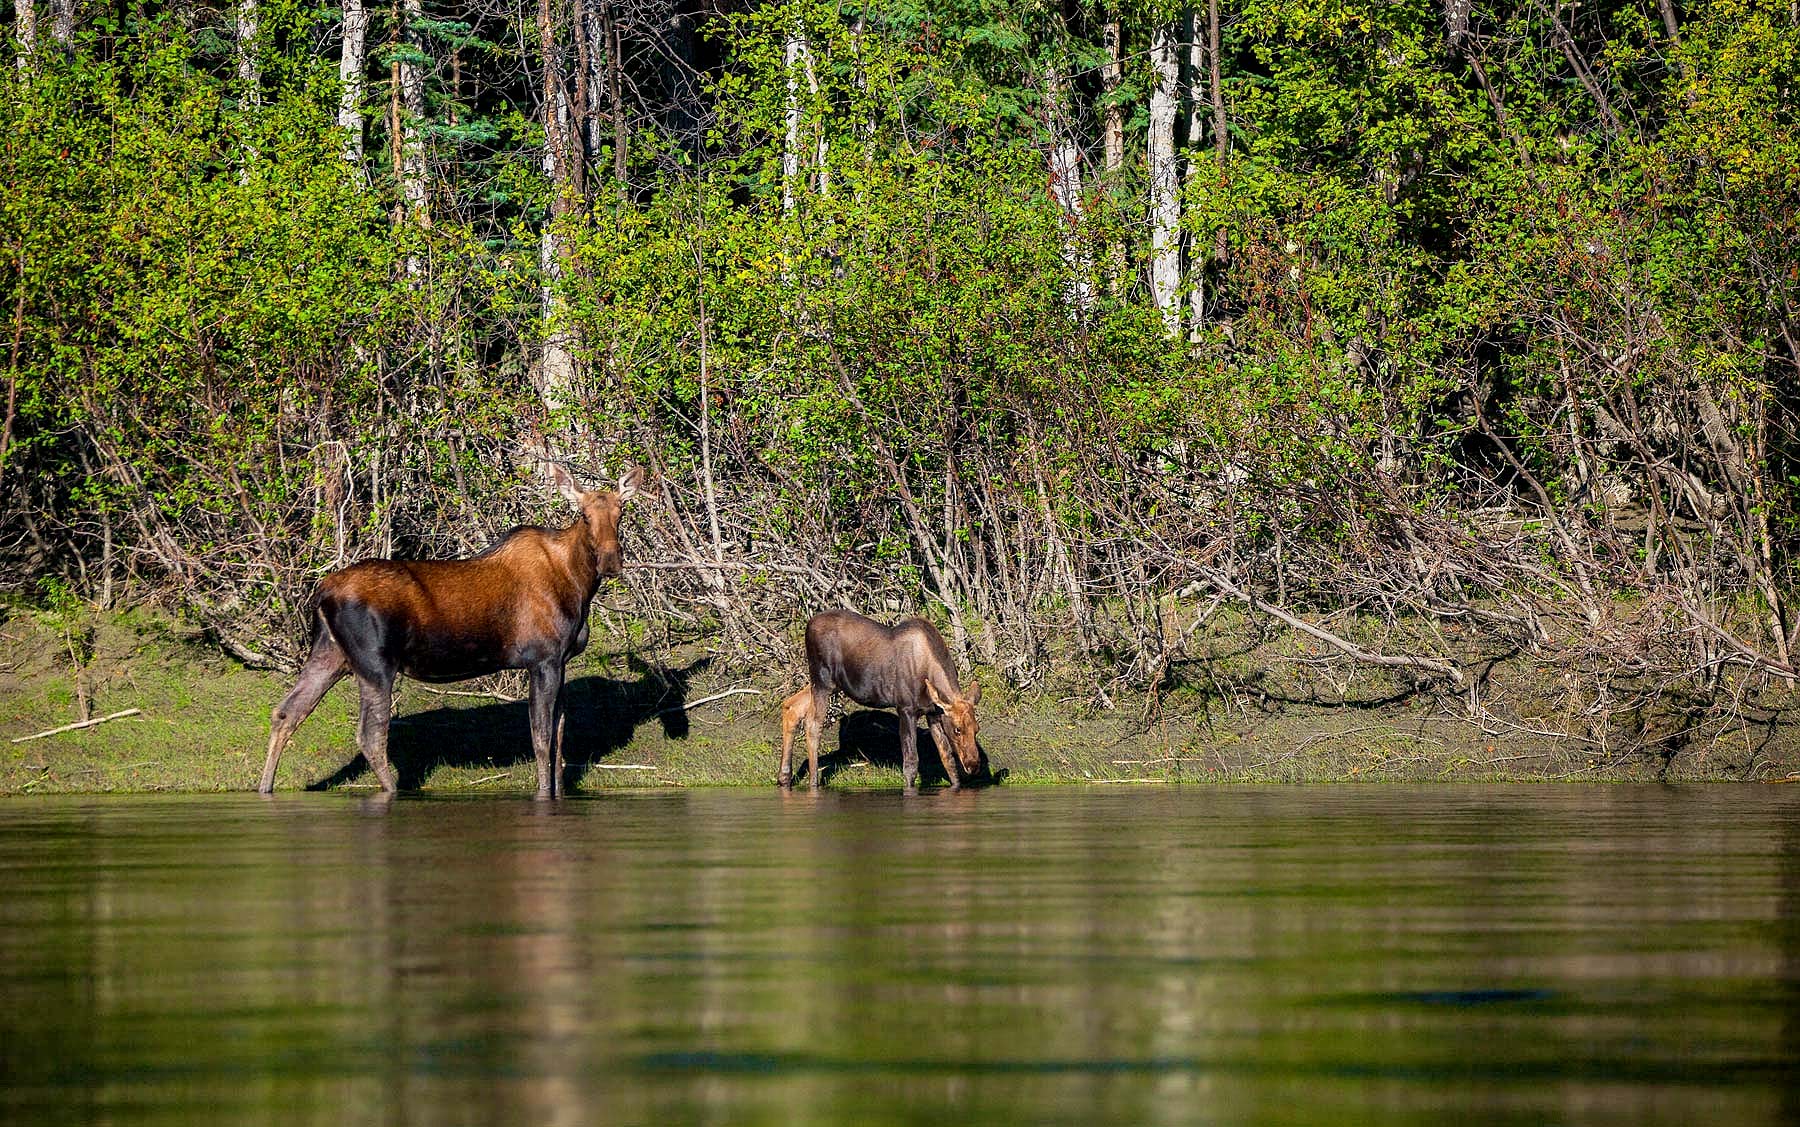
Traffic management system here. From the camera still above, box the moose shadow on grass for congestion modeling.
[813,708,1002,789]
[308,656,710,793]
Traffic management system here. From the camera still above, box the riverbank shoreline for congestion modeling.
[4,608,1795,794]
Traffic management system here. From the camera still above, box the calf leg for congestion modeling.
[260,632,349,793]
[355,672,398,793]
[529,661,565,799]
[778,687,814,788]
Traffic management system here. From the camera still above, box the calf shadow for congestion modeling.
[815,708,1002,788]
[308,656,710,792]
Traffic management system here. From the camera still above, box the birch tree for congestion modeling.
[537,0,576,411]
[1185,11,1206,335]
[49,0,70,44]
[397,0,428,226]
[1044,61,1092,313]
[14,0,37,67]
[781,17,826,217]
[339,0,368,165]
[237,0,258,98]
[1147,18,1181,332]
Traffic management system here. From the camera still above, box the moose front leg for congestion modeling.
[929,715,962,791]
[529,661,565,799]
[898,708,921,791]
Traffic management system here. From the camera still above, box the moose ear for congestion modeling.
[965,680,981,706]
[925,681,949,711]
[550,463,585,506]
[617,464,646,503]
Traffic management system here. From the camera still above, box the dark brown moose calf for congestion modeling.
[779,609,984,790]
[259,465,644,799]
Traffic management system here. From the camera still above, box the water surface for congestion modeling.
[3,786,1798,1125]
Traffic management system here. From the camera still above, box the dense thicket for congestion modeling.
[4,0,1799,753]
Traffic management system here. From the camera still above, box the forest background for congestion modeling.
[4,0,1799,768]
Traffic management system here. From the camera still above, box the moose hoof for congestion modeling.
[778,771,793,789]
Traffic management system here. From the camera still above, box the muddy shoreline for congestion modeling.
[4,610,1795,794]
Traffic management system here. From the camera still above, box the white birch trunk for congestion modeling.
[537,0,576,414]
[15,0,36,67]
[49,0,70,43]
[1185,11,1206,338]
[1148,20,1182,333]
[1044,63,1092,314]
[782,29,804,216]
[338,0,367,165]
[398,0,428,227]
[236,0,259,95]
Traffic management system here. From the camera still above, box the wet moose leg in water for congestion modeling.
[259,634,349,793]
[898,707,922,790]
[528,661,564,799]
[355,671,399,792]
[928,715,962,790]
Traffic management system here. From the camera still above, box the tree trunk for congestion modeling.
[398,0,429,227]
[1185,10,1207,336]
[1101,14,1124,177]
[237,0,259,171]
[237,0,259,98]
[605,0,626,200]
[14,0,36,66]
[537,0,576,413]
[1208,0,1227,163]
[1044,62,1093,314]
[1148,20,1181,332]
[339,0,368,165]
[782,26,806,216]
[49,0,70,44]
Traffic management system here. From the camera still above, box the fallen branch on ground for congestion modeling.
[655,687,764,717]
[11,708,144,743]
[1187,569,1465,686]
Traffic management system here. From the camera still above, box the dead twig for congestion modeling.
[1187,569,1465,685]
[11,708,143,743]
[655,687,763,717]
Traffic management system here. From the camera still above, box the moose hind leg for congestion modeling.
[260,635,349,793]
[355,672,398,793]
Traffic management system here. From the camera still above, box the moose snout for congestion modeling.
[598,549,624,578]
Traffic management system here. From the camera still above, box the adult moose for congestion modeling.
[259,464,644,799]
[779,609,985,790]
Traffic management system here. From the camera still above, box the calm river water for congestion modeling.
[2,786,1798,1125]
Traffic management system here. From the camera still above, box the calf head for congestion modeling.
[927,679,983,775]
[554,463,646,578]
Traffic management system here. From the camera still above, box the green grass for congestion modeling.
[1,606,1792,794]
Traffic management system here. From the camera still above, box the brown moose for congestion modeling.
[780,608,984,790]
[259,465,644,799]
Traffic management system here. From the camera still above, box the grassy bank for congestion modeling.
[2,607,1795,795]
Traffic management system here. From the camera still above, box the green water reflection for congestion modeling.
[2,786,1798,1125]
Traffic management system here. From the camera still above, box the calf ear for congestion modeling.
[551,463,585,506]
[925,681,949,711]
[617,464,646,502]
[965,680,981,706]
